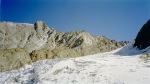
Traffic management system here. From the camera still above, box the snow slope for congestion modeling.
[0,44,150,84]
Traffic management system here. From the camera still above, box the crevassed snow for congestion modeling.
[0,44,150,84]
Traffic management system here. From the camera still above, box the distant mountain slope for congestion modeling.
[0,21,128,72]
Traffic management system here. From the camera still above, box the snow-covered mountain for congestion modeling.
[0,43,150,84]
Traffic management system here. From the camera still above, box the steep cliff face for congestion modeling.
[134,19,150,49]
[0,21,127,72]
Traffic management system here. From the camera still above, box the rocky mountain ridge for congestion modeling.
[0,21,128,72]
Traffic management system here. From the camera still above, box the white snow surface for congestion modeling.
[1,44,150,84]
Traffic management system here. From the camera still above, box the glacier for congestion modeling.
[0,44,150,84]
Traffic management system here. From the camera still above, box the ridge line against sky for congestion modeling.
[1,0,150,41]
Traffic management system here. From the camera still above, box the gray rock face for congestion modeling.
[0,21,127,72]
[0,22,49,52]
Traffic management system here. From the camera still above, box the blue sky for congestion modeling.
[1,0,150,41]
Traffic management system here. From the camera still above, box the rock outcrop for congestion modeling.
[0,48,31,72]
[0,21,128,72]
[134,19,150,49]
